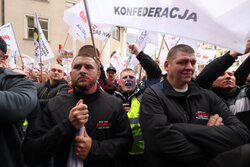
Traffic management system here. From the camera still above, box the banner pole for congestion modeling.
[36,15,43,82]
[62,33,69,50]
[11,23,25,69]
[157,34,165,59]
[83,0,99,58]
[163,35,170,51]
[100,39,109,57]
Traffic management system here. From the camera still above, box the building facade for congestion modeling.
[1,0,127,67]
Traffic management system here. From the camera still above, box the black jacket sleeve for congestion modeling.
[87,101,133,160]
[22,99,77,165]
[137,51,162,79]
[139,88,210,164]
[173,90,250,155]
[234,55,250,86]
[0,70,38,123]
[196,52,236,89]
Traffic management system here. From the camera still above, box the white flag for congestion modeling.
[64,0,114,43]
[0,23,19,51]
[34,12,54,66]
[8,50,17,69]
[87,0,250,53]
[110,48,125,78]
[20,53,34,70]
[196,48,216,64]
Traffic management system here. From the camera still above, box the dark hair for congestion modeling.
[167,44,195,61]
[78,45,100,57]
[72,53,100,70]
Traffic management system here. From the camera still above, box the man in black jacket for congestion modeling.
[23,45,133,167]
[37,64,71,109]
[0,36,38,167]
[139,44,250,167]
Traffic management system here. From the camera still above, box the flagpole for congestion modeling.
[163,35,170,51]
[10,23,25,70]
[100,39,109,57]
[36,13,43,82]
[62,33,69,50]
[157,34,165,59]
[83,0,99,58]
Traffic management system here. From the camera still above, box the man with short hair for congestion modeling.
[29,68,40,82]
[114,43,162,167]
[0,36,38,167]
[37,64,71,109]
[23,45,133,167]
[139,44,250,167]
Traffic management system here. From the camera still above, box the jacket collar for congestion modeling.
[73,87,100,103]
[45,78,68,88]
[115,88,140,101]
[163,78,203,97]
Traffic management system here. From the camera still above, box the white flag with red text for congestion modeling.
[64,0,114,43]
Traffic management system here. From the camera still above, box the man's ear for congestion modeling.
[164,60,169,72]
[97,70,101,79]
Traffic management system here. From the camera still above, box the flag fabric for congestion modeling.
[0,23,19,51]
[86,0,250,53]
[21,53,35,70]
[64,0,114,43]
[8,50,17,69]
[196,48,216,64]
[110,48,125,78]
[34,12,54,66]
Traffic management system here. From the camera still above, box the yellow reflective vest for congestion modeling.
[127,96,144,155]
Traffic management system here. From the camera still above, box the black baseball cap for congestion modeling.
[106,66,116,73]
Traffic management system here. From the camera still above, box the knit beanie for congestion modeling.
[0,36,7,54]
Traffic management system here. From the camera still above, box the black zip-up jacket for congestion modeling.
[37,78,71,109]
[23,89,133,167]
[114,51,161,104]
[0,67,37,167]
[139,79,250,167]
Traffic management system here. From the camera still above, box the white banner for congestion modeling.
[87,0,250,53]
[158,35,199,60]
[0,23,19,51]
[110,48,125,78]
[196,48,216,64]
[8,50,17,69]
[64,0,114,43]
[34,12,54,65]
[20,53,34,70]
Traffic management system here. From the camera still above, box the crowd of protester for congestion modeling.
[0,35,250,167]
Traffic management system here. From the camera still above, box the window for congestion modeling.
[112,26,120,41]
[26,15,49,40]
[66,0,77,7]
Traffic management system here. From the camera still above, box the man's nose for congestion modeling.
[185,62,194,70]
[79,66,87,73]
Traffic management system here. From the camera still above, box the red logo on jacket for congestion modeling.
[96,121,112,129]
[195,111,209,120]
